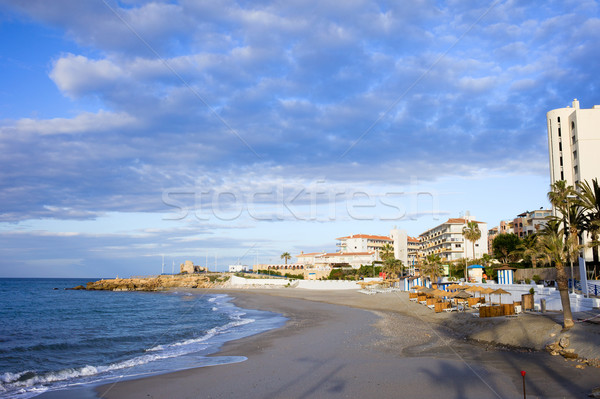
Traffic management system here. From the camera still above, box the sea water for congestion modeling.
[0,278,285,398]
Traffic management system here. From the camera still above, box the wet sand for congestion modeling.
[92,289,599,399]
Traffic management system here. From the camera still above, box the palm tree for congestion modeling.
[382,258,403,279]
[420,254,443,286]
[548,180,576,216]
[577,178,600,276]
[548,182,584,293]
[515,234,543,269]
[280,252,291,265]
[379,243,394,262]
[540,224,578,329]
[462,221,481,280]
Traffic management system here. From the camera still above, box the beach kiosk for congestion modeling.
[496,265,516,285]
[467,265,485,283]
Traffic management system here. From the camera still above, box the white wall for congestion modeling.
[229,275,360,290]
[295,280,360,290]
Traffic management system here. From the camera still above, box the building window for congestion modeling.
[558,142,562,151]
[571,121,575,130]
[559,156,563,166]
[573,150,577,160]
[557,117,561,123]
[574,165,578,175]
[561,171,564,180]
[558,127,561,137]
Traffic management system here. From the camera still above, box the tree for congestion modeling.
[420,254,443,285]
[462,221,481,278]
[515,234,543,269]
[379,243,394,262]
[577,178,600,276]
[540,224,578,329]
[492,233,521,265]
[280,252,291,265]
[382,258,403,279]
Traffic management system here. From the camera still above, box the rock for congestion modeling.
[180,260,195,274]
[550,351,560,356]
[589,387,600,398]
[560,351,578,359]
[559,336,570,349]
[576,364,585,369]
[71,285,86,290]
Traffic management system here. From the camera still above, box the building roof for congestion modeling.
[407,236,419,242]
[321,251,375,257]
[296,252,324,257]
[445,218,483,224]
[336,234,393,241]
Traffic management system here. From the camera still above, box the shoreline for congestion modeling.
[89,288,599,399]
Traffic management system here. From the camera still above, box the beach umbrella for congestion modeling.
[447,283,461,291]
[454,290,472,299]
[492,288,511,305]
[412,285,424,291]
[452,290,472,311]
[465,286,483,298]
[432,289,447,298]
[481,287,495,302]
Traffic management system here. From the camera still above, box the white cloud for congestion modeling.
[10,110,138,135]
[50,54,125,98]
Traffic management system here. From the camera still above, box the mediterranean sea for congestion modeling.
[0,278,285,398]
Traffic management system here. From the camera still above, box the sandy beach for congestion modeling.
[87,288,599,399]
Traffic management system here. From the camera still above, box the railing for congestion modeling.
[588,282,600,296]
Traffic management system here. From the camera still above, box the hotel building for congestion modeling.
[547,99,600,261]
[547,99,600,189]
[512,209,552,238]
[419,216,488,262]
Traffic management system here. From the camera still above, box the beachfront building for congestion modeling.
[547,98,600,189]
[512,209,551,238]
[228,264,250,273]
[297,228,414,272]
[418,215,488,262]
[336,234,392,256]
[547,98,600,262]
[295,250,377,269]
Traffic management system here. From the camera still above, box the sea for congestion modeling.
[0,278,286,399]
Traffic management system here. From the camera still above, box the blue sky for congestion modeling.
[1,0,600,277]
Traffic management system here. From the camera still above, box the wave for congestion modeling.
[146,316,255,353]
[0,293,279,399]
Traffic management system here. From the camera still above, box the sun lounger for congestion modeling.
[444,306,457,312]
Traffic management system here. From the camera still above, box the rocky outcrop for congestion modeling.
[81,274,229,292]
[180,261,208,274]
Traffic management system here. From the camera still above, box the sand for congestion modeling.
[88,288,600,399]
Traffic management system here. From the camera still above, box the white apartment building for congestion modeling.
[336,234,393,255]
[296,251,377,269]
[419,216,488,262]
[547,99,600,261]
[547,99,600,188]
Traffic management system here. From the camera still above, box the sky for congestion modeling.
[1,0,600,277]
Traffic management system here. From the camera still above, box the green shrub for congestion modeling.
[532,274,541,284]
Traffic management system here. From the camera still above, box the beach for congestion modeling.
[90,288,599,399]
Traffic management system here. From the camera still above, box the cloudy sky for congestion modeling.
[1,0,600,277]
